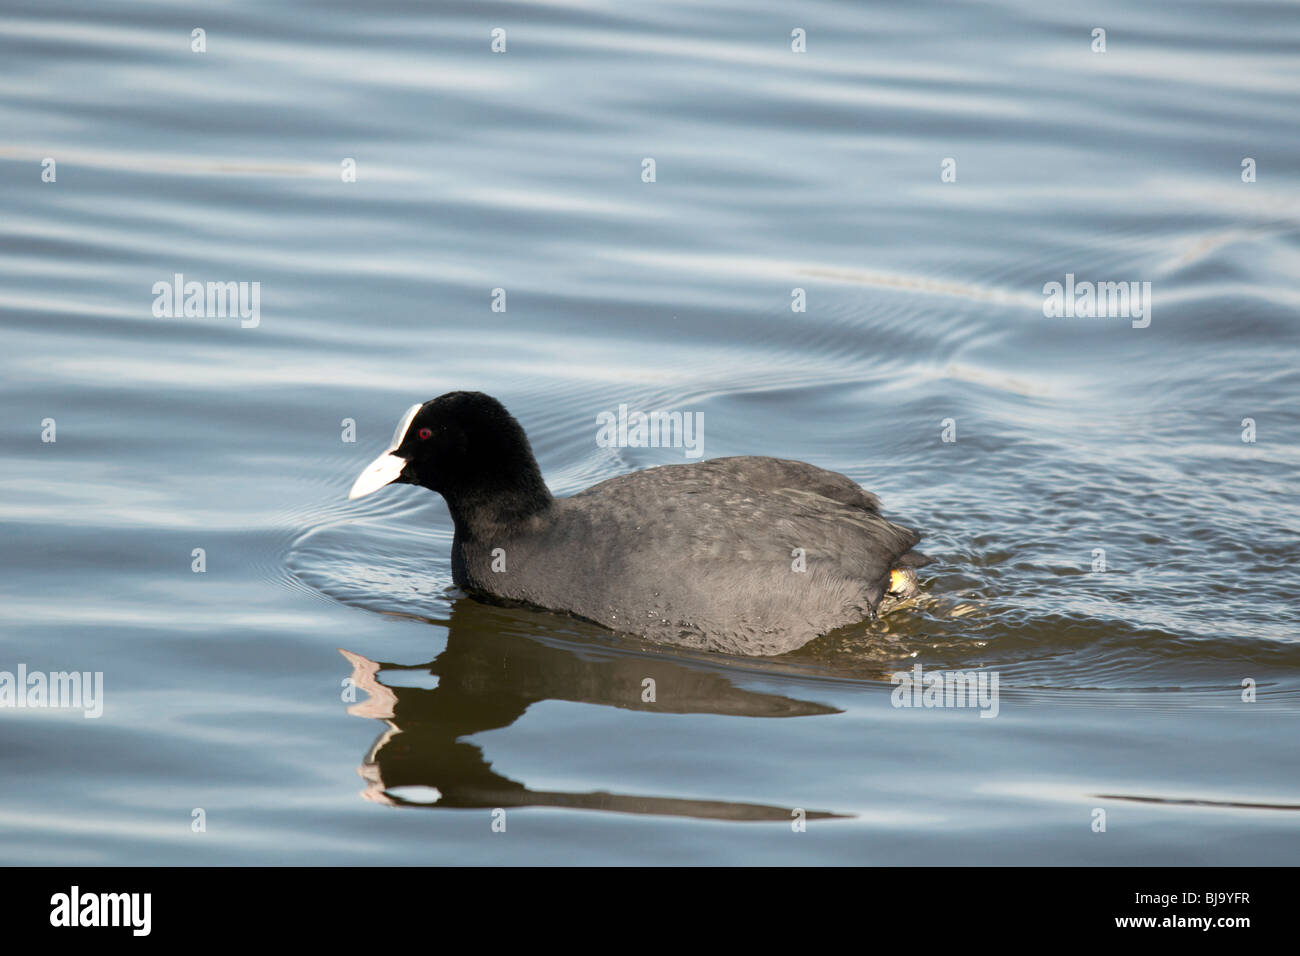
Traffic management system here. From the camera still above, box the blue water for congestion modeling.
[2,0,1298,864]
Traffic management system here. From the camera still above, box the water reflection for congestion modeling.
[341,601,848,822]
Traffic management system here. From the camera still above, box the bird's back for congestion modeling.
[455,457,927,655]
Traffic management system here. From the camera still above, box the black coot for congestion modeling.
[348,391,931,656]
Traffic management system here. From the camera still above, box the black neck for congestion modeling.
[439,467,552,539]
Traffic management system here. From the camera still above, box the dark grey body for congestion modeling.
[451,456,926,656]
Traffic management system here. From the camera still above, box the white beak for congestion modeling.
[348,452,408,499]
[347,403,423,500]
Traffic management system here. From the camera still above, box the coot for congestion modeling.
[348,392,931,656]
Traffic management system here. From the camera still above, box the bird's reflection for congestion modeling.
[341,599,849,821]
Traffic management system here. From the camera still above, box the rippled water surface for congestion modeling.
[2,0,1298,864]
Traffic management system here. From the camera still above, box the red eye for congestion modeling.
[418,427,432,440]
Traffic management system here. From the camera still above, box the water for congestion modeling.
[2,0,1298,864]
